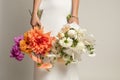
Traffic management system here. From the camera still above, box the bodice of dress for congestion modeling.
[39,0,72,36]
[40,0,72,15]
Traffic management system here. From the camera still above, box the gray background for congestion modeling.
[0,0,120,80]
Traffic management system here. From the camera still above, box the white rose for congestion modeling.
[67,30,77,38]
[59,37,73,47]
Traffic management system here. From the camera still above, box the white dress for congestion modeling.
[34,0,80,80]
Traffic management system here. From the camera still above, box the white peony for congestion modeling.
[63,41,86,54]
[63,47,83,62]
[77,41,86,52]
[59,37,73,47]
[67,29,77,38]
[77,29,87,37]
[63,48,74,56]
[84,34,95,45]
[62,41,87,63]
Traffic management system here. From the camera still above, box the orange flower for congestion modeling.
[27,26,56,55]
[24,32,29,41]
[38,63,53,69]
[19,39,32,54]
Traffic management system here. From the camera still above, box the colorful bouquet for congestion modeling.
[10,23,95,69]
[51,22,96,65]
[10,26,56,69]
[10,9,95,69]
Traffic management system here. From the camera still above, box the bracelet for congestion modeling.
[71,16,79,19]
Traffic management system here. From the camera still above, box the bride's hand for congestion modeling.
[68,16,79,24]
[30,13,41,28]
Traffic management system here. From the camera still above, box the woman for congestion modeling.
[31,0,80,80]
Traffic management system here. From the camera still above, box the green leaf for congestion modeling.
[66,14,72,22]
[37,63,42,66]
[37,9,43,19]
[65,32,69,38]
[85,45,95,54]
[71,39,78,47]
[65,61,70,65]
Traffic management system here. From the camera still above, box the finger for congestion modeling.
[32,24,37,29]
[32,25,35,29]
[37,21,41,28]
[38,21,41,26]
[30,20,36,28]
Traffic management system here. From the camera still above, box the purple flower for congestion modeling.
[14,35,23,46]
[10,35,24,61]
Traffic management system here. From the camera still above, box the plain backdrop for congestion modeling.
[0,0,120,80]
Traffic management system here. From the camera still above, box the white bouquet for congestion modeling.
[51,22,96,65]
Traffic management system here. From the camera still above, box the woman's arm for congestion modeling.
[69,0,80,24]
[32,0,41,15]
[31,0,42,27]
[72,0,79,17]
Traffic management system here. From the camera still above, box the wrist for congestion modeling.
[71,16,79,20]
[32,10,38,15]
[32,12,37,17]
[71,13,78,17]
